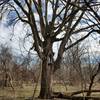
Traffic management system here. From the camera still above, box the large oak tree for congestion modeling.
[0,0,100,98]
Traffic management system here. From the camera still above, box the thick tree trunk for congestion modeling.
[39,58,53,99]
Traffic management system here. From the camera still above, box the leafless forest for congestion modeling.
[0,0,100,100]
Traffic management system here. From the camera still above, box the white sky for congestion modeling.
[0,16,100,58]
[0,1,100,58]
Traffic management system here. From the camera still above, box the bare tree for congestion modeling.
[63,43,88,89]
[70,45,100,97]
[85,50,100,96]
[0,45,13,87]
[0,0,100,98]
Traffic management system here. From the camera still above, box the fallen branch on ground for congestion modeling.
[52,92,100,100]
[71,89,100,96]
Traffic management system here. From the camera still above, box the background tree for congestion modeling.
[0,45,13,87]
[63,43,86,86]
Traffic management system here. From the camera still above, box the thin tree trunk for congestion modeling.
[4,73,8,87]
[39,58,52,99]
[86,76,94,96]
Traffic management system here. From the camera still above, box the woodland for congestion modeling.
[0,0,100,100]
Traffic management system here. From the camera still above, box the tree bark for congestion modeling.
[39,58,53,99]
[3,73,8,87]
[86,75,95,96]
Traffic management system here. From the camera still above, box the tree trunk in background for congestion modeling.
[39,58,52,99]
[3,73,8,87]
[86,76,95,96]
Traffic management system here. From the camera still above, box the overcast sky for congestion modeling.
[0,18,100,57]
[0,1,100,59]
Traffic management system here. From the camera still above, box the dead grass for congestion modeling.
[0,83,100,99]
[0,84,36,99]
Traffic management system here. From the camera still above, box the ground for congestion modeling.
[0,83,100,100]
